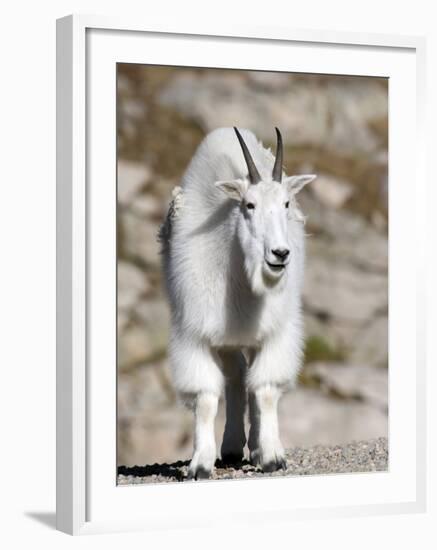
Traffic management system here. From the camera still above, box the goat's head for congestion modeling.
[215,127,316,293]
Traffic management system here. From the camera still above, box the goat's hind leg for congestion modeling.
[220,351,247,465]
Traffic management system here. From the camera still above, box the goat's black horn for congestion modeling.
[272,127,283,183]
[234,127,261,184]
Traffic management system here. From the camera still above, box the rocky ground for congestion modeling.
[117,438,388,484]
[116,65,389,468]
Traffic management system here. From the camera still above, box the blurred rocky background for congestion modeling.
[117,65,388,467]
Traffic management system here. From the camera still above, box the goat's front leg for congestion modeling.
[247,330,300,472]
[248,385,286,472]
[187,392,219,480]
[169,335,224,480]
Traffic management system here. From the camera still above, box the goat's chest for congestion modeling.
[206,290,286,347]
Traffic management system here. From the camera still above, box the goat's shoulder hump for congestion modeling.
[199,127,259,157]
[204,126,257,145]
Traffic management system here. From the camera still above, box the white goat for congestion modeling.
[159,127,315,479]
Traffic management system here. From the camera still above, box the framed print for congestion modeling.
[56,14,427,535]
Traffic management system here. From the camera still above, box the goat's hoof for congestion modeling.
[221,452,244,466]
[262,457,287,473]
[187,465,212,481]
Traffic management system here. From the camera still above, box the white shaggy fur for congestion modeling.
[159,127,315,478]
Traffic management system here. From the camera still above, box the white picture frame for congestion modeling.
[56,14,427,535]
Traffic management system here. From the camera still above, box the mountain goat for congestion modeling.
[159,127,315,479]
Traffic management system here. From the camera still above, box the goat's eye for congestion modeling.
[285,201,290,209]
[246,202,255,210]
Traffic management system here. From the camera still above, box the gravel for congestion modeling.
[117,437,388,485]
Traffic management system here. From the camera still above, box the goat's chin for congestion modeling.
[246,262,286,296]
[263,262,287,280]
[262,263,287,289]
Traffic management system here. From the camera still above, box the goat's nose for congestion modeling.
[272,248,290,260]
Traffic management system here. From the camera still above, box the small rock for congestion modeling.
[120,211,162,269]
[118,326,152,371]
[118,261,151,312]
[117,310,129,332]
[118,160,151,206]
[133,298,169,341]
[130,194,163,219]
[121,98,146,120]
[117,299,169,371]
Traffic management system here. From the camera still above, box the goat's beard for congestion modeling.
[244,256,287,297]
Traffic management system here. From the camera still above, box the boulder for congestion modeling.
[118,260,151,312]
[159,73,388,156]
[310,173,354,209]
[303,254,387,323]
[118,298,169,371]
[130,193,164,219]
[349,316,388,368]
[303,362,388,410]
[279,386,388,448]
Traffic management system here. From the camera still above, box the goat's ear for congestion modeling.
[215,179,248,201]
[284,174,316,196]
